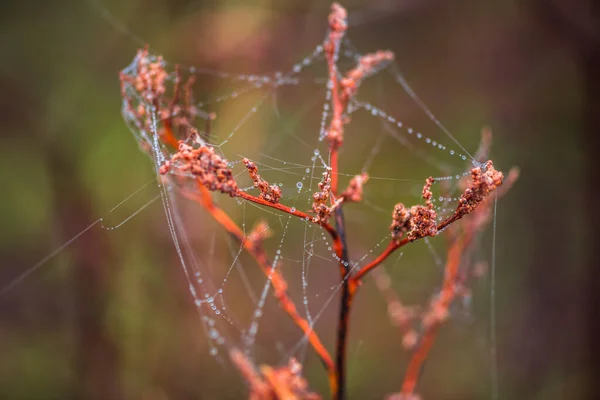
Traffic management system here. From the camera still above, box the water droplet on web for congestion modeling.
[461,155,467,160]
[450,150,455,155]
[314,149,320,155]
[296,182,303,189]
[209,348,218,356]
[290,207,296,212]
[278,183,283,187]
[305,168,310,173]
[276,249,281,255]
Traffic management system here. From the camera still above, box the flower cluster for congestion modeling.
[341,172,369,203]
[456,160,504,217]
[230,349,320,400]
[243,158,282,204]
[312,168,337,223]
[160,142,238,196]
[132,49,167,104]
[390,177,437,242]
[341,50,394,99]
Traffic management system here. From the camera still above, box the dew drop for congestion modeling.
[296,182,303,189]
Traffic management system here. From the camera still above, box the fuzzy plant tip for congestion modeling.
[244,158,282,204]
[230,349,321,400]
[390,177,437,242]
[456,160,504,217]
[160,142,238,196]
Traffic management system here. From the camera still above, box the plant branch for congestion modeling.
[178,179,336,382]
[400,232,472,395]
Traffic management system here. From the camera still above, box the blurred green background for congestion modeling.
[0,0,596,399]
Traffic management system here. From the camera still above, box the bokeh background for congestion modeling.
[0,0,597,399]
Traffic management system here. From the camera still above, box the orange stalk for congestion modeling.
[179,180,335,381]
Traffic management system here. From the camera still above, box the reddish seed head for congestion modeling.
[390,177,438,242]
[342,172,369,203]
[243,158,282,204]
[161,142,238,196]
[312,169,334,223]
[456,160,503,217]
[328,3,348,34]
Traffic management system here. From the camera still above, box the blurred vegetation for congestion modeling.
[0,0,596,399]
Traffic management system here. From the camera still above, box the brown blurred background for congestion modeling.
[0,0,597,399]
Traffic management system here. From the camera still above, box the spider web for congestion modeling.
[3,2,508,398]
[117,8,500,395]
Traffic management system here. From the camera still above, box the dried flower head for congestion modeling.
[133,49,167,104]
[341,172,369,202]
[456,160,503,217]
[230,349,320,400]
[312,168,334,223]
[260,358,321,400]
[341,50,394,99]
[244,158,282,204]
[328,3,347,38]
[160,142,238,196]
[406,204,438,241]
[402,330,419,350]
[390,203,410,241]
[390,177,437,242]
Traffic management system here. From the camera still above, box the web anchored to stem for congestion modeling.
[120,3,518,399]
